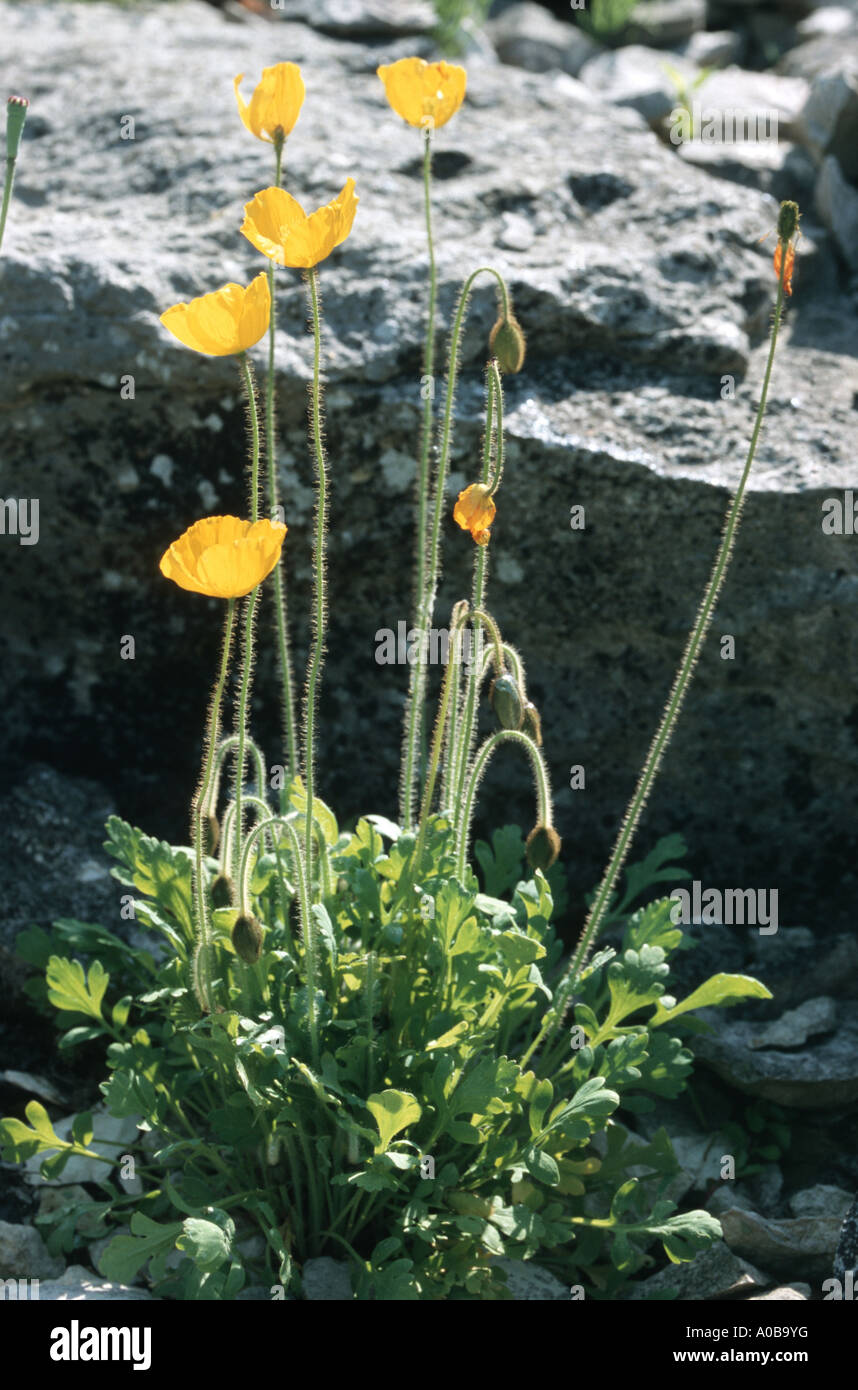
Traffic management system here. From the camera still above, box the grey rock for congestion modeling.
[747,995,837,1048]
[488,2,600,76]
[692,1001,858,1108]
[622,0,707,48]
[0,1219,65,1280]
[628,1240,768,1299]
[797,61,858,177]
[1,0,857,936]
[796,6,858,41]
[496,1257,570,1300]
[780,31,858,82]
[676,137,812,200]
[816,153,858,260]
[744,930,858,1011]
[744,1164,785,1215]
[682,29,745,67]
[748,1283,811,1299]
[36,1263,157,1300]
[302,1255,354,1300]
[0,766,117,950]
[0,1071,65,1105]
[283,0,434,38]
[833,1193,858,1282]
[790,1184,854,1220]
[685,66,810,141]
[580,44,701,122]
[720,1206,843,1280]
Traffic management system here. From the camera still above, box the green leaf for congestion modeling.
[104,816,193,935]
[46,956,108,1022]
[650,973,772,1027]
[474,826,526,898]
[523,1146,560,1186]
[367,1090,422,1154]
[624,898,684,955]
[100,1212,184,1284]
[311,904,338,967]
[287,777,339,847]
[528,1078,554,1138]
[176,1215,234,1274]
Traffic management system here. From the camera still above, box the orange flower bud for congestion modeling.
[453,483,495,547]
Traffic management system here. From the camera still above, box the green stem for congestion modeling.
[191,601,237,1012]
[536,240,792,1059]
[233,360,263,876]
[456,729,552,881]
[400,266,511,828]
[0,156,17,252]
[414,600,470,871]
[266,139,299,786]
[399,126,438,831]
[303,266,329,901]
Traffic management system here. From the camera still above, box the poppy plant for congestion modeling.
[454,483,495,546]
[377,57,466,130]
[241,180,358,269]
[159,516,287,599]
[160,274,271,356]
[234,63,305,144]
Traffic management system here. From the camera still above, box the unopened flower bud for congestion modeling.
[489,311,526,374]
[232,913,263,964]
[526,824,561,871]
[211,872,234,908]
[490,672,524,730]
[6,96,28,160]
[777,200,799,245]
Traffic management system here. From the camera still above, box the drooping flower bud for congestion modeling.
[232,913,264,964]
[490,672,524,730]
[211,873,235,908]
[489,311,526,374]
[6,96,28,160]
[526,824,561,871]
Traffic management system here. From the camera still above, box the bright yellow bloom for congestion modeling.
[234,63,305,143]
[377,57,466,130]
[160,274,270,356]
[454,483,495,546]
[160,516,287,599]
[241,180,358,269]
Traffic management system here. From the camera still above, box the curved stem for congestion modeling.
[537,240,792,1056]
[191,601,237,1012]
[455,729,552,881]
[303,266,329,902]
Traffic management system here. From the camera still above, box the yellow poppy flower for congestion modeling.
[160,274,270,357]
[377,57,466,130]
[454,483,495,546]
[234,63,305,143]
[241,180,358,269]
[160,516,287,599]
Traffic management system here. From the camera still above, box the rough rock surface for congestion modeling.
[0,1218,65,1280]
[1,0,857,939]
[691,1000,858,1107]
[33,1264,157,1300]
[628,1239,769,1298]
[720,1205,843,1280]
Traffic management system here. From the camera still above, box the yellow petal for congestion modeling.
[242,181,358,269]
[159,517,287,599]
[160,279,270,356]
[377,57,466,129]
